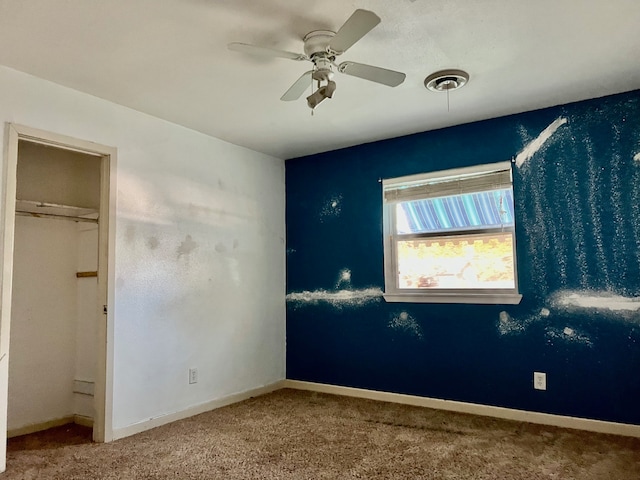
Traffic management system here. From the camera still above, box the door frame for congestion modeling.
[0,123,117,470]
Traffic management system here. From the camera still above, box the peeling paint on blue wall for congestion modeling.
[545,326,593,348]
[498,310,537,336]
[319,194,343,222]
[287,267,383,309]
[286,89,640,425]
[388,311,423,340]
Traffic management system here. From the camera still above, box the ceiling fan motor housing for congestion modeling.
[303,30,336,57]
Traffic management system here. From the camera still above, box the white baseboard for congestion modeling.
[11,380,639,441]
[74,414,94,428]
[112,380,286,440]
[283,380,640,438]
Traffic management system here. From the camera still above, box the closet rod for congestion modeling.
[16,211,98,224]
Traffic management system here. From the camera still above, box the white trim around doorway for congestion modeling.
[0,124,117,472]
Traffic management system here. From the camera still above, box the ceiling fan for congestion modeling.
[228,9,406,109]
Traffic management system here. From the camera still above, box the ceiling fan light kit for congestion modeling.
[424,70,470,92]
[306,80,336,109]
[228,9,406,110]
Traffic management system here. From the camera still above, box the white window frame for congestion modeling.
[382,161,522,304]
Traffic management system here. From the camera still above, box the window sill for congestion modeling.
[383,292,523,305]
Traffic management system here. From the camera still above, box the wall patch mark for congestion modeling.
[286,288,383,308]
[177,234,198,258]
[515,117,568,168]
[498,311,531,335]
[336,268,352,288]
[497,310,544,336]
[553,290,640,312]
[320,194,343,221]
[546,326,593,347]
[147,236,159,250]
[124,224,136,244]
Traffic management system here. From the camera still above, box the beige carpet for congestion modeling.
[5,389,640,479]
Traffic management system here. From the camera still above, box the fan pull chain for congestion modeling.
[447,88,450,112]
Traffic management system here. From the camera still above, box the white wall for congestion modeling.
[8,216,78,430]
[0,64,285,434]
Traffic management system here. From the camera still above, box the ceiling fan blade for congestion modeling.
[228,42,307,61]
[328,9,381,54]
[281,71,314,101]
[338,61,406,87]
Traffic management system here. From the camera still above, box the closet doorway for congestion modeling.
[0,124,116,471]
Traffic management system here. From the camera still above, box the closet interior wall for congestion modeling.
[7,140,100,435]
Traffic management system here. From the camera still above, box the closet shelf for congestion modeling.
[16,200,99,223]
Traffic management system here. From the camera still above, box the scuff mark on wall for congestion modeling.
[215,242,227,253]
[388,311,423,340]
[147,236,159,250]
[515,117,568,168]
[226,257,241,286]
[177,234,198,258]
[124,224,136,244]
[286,288,382,308]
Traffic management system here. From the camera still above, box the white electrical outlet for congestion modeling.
[189,368,198,384]
[533,371,546,390]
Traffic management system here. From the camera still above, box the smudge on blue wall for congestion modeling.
[286,89,640,425]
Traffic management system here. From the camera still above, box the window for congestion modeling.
[382,161,522,304]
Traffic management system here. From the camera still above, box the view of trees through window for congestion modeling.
[397,232,515,289]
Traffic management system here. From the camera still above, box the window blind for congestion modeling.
[384,168,512,204]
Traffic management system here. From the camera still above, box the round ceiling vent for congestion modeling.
[424,70,469,92]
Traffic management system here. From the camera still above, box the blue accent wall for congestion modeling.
[286,90,640,425]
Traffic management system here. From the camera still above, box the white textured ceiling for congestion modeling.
[0,1,639,159]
